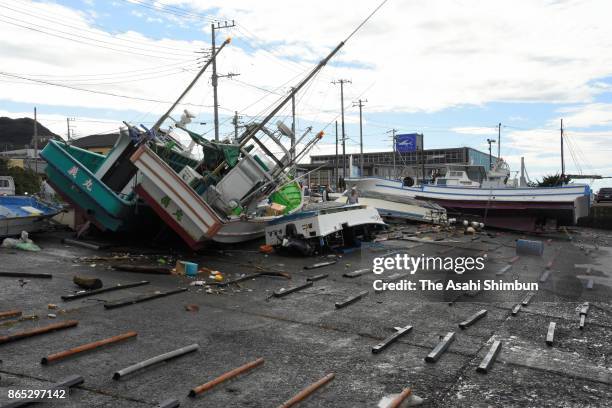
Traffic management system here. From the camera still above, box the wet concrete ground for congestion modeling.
[0,226,611,407]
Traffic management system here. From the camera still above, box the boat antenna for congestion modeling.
[152,38,232,132]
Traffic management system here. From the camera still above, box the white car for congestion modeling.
[0,176,15,196]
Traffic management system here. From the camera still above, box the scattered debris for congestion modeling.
[259,244,274,254]
[458,309,487,329]
[273,281,313,298]
[113,343,199,380]
[425,332,455,363]
[515,239,544,256]
[0,320,78,345]
[189,357,264,397]
[304,260,337,270]
[62,238,106,250]
[277,373,335,408]
[1,231,40,252]
[343,268,371,278]
[306,273,328,282]
[586,279,594,289]
[104,288,188,310]
[0,271,52,279]
[156,399,180,408]
[539,270,551,283]
[546,322,556,346]
[111,264,173,275]
[47,313,57,319]
[61,281,150,301]
[511,304,521,316]
[496,265,512,276]
[41,331,137,365]
[579,302,589,330]
[335,291,368,309]
[476,340,501,373]
[521,292,535,306]
[372,325,413,354]
[73,275,103,290]
[185,304,200,312]
[0,309,22,320]
[379,391,424,407]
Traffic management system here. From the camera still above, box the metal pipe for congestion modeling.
[2,375,84,408]
[41,331,137,364]
[277,373,335,408]
[104,288,188,310]
[61,281,150,301]
[189,357,264,397]
[0,320,78,345]
[113,343,199,380]
[0,271,52,279]
[156,399,180,408]
[388,387,412,408]
[0,309,22,320]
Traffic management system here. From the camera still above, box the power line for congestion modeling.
[0,71,215,108]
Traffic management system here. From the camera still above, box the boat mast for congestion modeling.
[151,38,231,132]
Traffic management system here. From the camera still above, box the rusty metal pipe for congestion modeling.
[0,309,22,320]
[189,357,264,397]
[277,373,335,408]
[41,331,137,364]
[0,320,78,345]
[388,387,412,408]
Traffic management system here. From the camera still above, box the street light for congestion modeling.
[486,138,497,170]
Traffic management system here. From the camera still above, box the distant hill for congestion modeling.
[0,117,62,150]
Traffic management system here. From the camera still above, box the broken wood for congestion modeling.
[372,325,413,354]
[546,322,556,346]
[343,268,371,278]
[425,332,455,363]
[335,291,368,309]
[306,273,329,282]
[304,260,337,270]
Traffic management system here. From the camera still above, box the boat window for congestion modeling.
[449,171,463,177]
[436,178,447,185]
[0,180,8,187]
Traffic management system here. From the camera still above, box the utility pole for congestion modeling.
[353,99,367,176]
[560,118,565,182]
[333,79,351,182]
[291,87,296,161]
[211,20,235,141]
[335,120,339,189]
[497,122,501,159]
[232,111,242,142]
[66,117,75,144]
[33,107,38,173]
[387,128,397,178]
[486,138,496,170]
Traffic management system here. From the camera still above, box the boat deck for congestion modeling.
[0,227,610,407]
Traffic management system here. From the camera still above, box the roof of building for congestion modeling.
[71,133,119,149]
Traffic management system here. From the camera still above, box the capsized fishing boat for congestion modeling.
[129,38,348,248]
[39,39,232,233]
[346,159,591,231]
[0,195,60,237]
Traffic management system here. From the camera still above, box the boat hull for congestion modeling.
[0,196,60,238]
[346,177,591,230]
[41,141,137,232]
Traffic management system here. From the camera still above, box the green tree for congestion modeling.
[537,173,571,187]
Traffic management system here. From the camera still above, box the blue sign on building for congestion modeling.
[395,133,418,153]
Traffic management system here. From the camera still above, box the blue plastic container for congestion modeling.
[183,262,198,276]
[516,239,544,256]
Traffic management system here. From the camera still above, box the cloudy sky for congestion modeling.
[1,0,612,188]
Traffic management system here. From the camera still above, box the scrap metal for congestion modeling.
[41,331,137,364]
[113,343,199,380]
[189,357,264,397]
[61,281,150,301]
[0,320,78,345]
[104,288,188,310]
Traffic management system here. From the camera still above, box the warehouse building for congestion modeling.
[299,146,496,190]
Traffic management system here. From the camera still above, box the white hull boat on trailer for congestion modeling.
[346,160,591,231]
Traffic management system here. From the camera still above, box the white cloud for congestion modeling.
[554,103,612,128]
[451,127,498,136]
